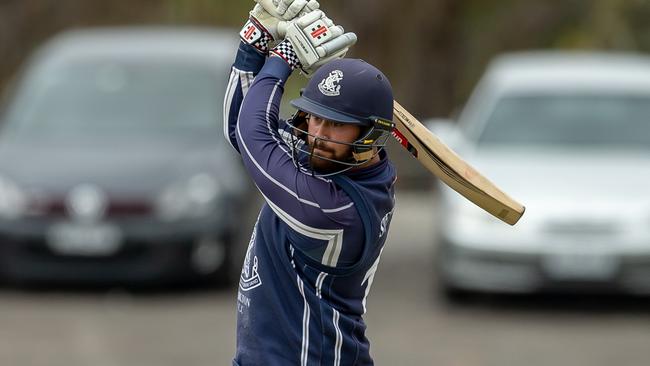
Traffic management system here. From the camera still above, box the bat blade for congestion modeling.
[392,101,525,225]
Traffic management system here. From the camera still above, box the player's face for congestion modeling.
[306,115,361,172]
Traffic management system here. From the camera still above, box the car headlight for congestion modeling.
[0,175,27,220]
[442,192,543,252]
[155,173,221,222]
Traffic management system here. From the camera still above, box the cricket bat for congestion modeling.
[392,101,525,225]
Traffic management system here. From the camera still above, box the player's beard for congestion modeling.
[308,139,353,173]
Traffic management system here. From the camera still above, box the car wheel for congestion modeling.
[187,234,233,288]
[200,253,233,289]
[439,283,477,304]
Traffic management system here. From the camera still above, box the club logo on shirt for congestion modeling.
[379,210,393,239]
[239,226,262,291]
[318,70,343,97]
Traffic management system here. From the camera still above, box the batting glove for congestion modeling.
[240,0,320,55]
[283,10,357,76]
[257,0,320,21]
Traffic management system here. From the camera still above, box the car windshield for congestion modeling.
[477,95,650,149]
[3,61,224,140]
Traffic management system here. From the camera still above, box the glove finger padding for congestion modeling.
[304,0,320,13]
[283,0,309,20]
[316,31,356,57]
[294,9,324,28]
[323,17,335,29]
[256,0,283,18]
[258,0,320,20]
[284,11,357,75]
[306,40,352,75]
[323,25,343,41]
[276,0,291,15]
[309,49,349,74]
[304,32,357,75]
[258,0,321,38]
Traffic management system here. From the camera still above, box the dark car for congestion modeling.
[0,28,255,285]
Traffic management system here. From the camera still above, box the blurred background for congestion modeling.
[6,0,650,119]
[3,1,650,365]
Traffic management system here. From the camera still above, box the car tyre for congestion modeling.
[440,284,477,304]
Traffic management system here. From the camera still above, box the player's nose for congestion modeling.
[312,119,332,139]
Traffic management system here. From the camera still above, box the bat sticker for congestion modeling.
[391,129,418,158]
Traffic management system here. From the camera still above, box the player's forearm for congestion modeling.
[235,57,357,233]
[223,42,267,152]
[235,56,291,158]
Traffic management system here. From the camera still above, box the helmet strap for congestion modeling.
[352,117,394,162]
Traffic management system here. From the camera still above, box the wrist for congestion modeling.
[260,56,294,82]
[270,40,302,71]
[236,42,267,71]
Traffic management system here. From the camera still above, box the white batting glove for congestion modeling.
[283,10,357,75]
[240,1,319,54]
[256,0,320,21]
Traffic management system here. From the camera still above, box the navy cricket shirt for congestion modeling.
[224,43,397,366]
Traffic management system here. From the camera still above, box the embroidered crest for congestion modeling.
[318,70,344,97]
[239,226,262,291]
[379,210,393,239]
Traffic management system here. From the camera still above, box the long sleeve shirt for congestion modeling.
[225,43,397,366]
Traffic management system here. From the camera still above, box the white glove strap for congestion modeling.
[240,19,272,54]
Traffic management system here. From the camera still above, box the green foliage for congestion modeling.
[162,0,250,26]
[3,0,650,117]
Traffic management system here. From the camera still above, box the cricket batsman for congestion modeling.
[224,1,397,364]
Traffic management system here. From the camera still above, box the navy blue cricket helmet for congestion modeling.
[287,58,395,175]
[291,58,394,125]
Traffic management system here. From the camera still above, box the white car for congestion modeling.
[433,51,650,298]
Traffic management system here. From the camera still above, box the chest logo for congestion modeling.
[318,70,344,97]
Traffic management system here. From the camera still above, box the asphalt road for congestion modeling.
[1,190,650,366]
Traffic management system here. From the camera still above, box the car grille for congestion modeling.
[23,239,150,262]
[29,198,153,218]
